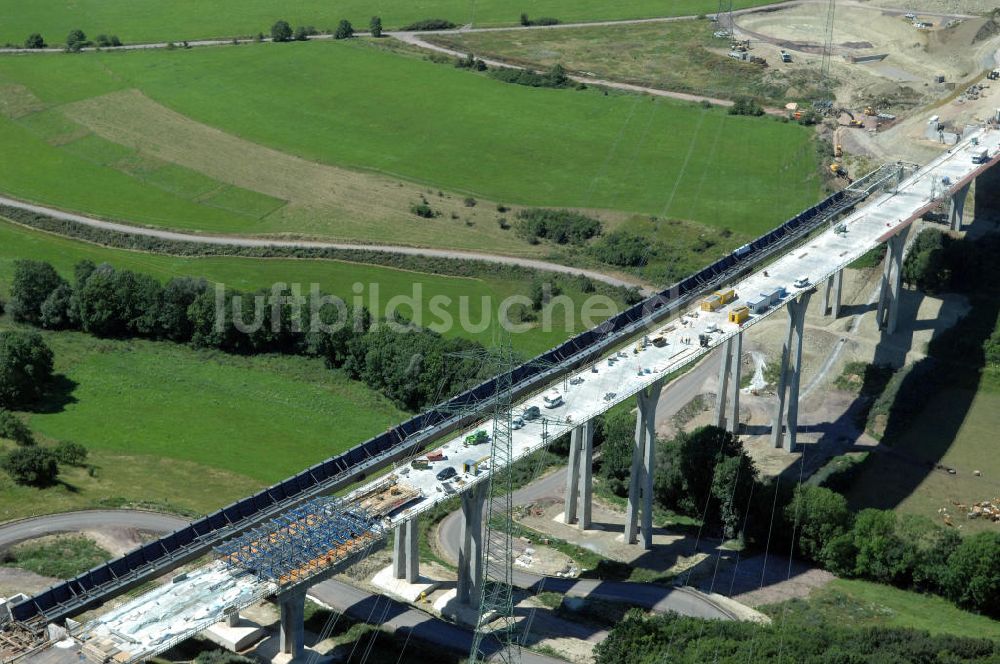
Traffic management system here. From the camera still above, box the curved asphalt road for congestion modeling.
[0,511,563,662]
[0,510,190,550]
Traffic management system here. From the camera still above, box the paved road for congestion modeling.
[0,510,189,550]
[0,196,644,290]
[308,580,562,664]
[435,353,735,621]
[0,510,560,663]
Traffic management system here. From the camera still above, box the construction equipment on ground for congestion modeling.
[834,127,843,158]
[830,162,852,182]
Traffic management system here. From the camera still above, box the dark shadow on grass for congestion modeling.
[32,374,79,414]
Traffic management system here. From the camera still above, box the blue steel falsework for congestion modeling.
[11,186,866,626]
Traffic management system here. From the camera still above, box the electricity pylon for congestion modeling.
[821,0,836,83]
[467,332,519,664]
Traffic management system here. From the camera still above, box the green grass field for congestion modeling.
[2,535,111,579]
[0,216,618,518]
[429,19,831,105]
[0,218,606,356]
[766,578,1000,641]
[0,0,784,46]
[846,386,1000,535]
[0,39,821,247]
[0,324,408,520]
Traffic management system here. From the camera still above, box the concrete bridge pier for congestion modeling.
[714,332,743,434]
[771,292,812,452]
[277,588,306,659]
[563,419,596,528]
[876,231,906,335]
[624,380,663,549]
[949,182,971,232]
[392,516,419,583]
[823,268,844,318]
[456,481,488,606]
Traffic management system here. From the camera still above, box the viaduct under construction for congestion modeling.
[3,127,999,664]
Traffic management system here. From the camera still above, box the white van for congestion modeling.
[542,391,563,408]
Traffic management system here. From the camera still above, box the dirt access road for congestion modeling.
[0,196,645,290]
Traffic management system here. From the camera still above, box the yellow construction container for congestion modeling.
[714,289,737,305]
[700,295,722,312]
[728,306,750,325]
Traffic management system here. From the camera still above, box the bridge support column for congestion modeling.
[563,419,595,528]
[457,482,488,606]
[876,231,905,335]
[392,516,419,583]
[771,292,812,452]
[714,332,743,434]
[624,381,663,549]
[949,182,971,232]
[278,589,306,659]
[823,268,843,319]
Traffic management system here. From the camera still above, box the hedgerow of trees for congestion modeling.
[789,485,999,616]
[270,20,293,42]
[6,259,491,412]
[400,19,456,31]
[0,410,35,446]
[515,209,602,245]
[24,33,46,49]
[489,64,570,88]
[594,609,998,664]
[65,29,88,52]
[593,418,998,616]
[1,447,59,487]
[0,204,639,307]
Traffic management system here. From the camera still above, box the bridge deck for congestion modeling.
[22,128,1000,663]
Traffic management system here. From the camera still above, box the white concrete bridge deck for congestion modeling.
[66,128,1000,662]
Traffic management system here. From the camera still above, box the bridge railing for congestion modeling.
[9,185,863,627]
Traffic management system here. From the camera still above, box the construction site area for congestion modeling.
[1,0,1000,662]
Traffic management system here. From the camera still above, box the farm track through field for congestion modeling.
[3,0,972,56]
[0,194,647,290]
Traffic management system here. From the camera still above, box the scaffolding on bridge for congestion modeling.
[213,498,382,587]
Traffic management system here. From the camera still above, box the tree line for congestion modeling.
[594,421,997,617]
[6,259,492,412]
[0,300,86,487]
[595,609,998,664]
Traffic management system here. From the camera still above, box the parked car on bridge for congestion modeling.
[436,466,457,481]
